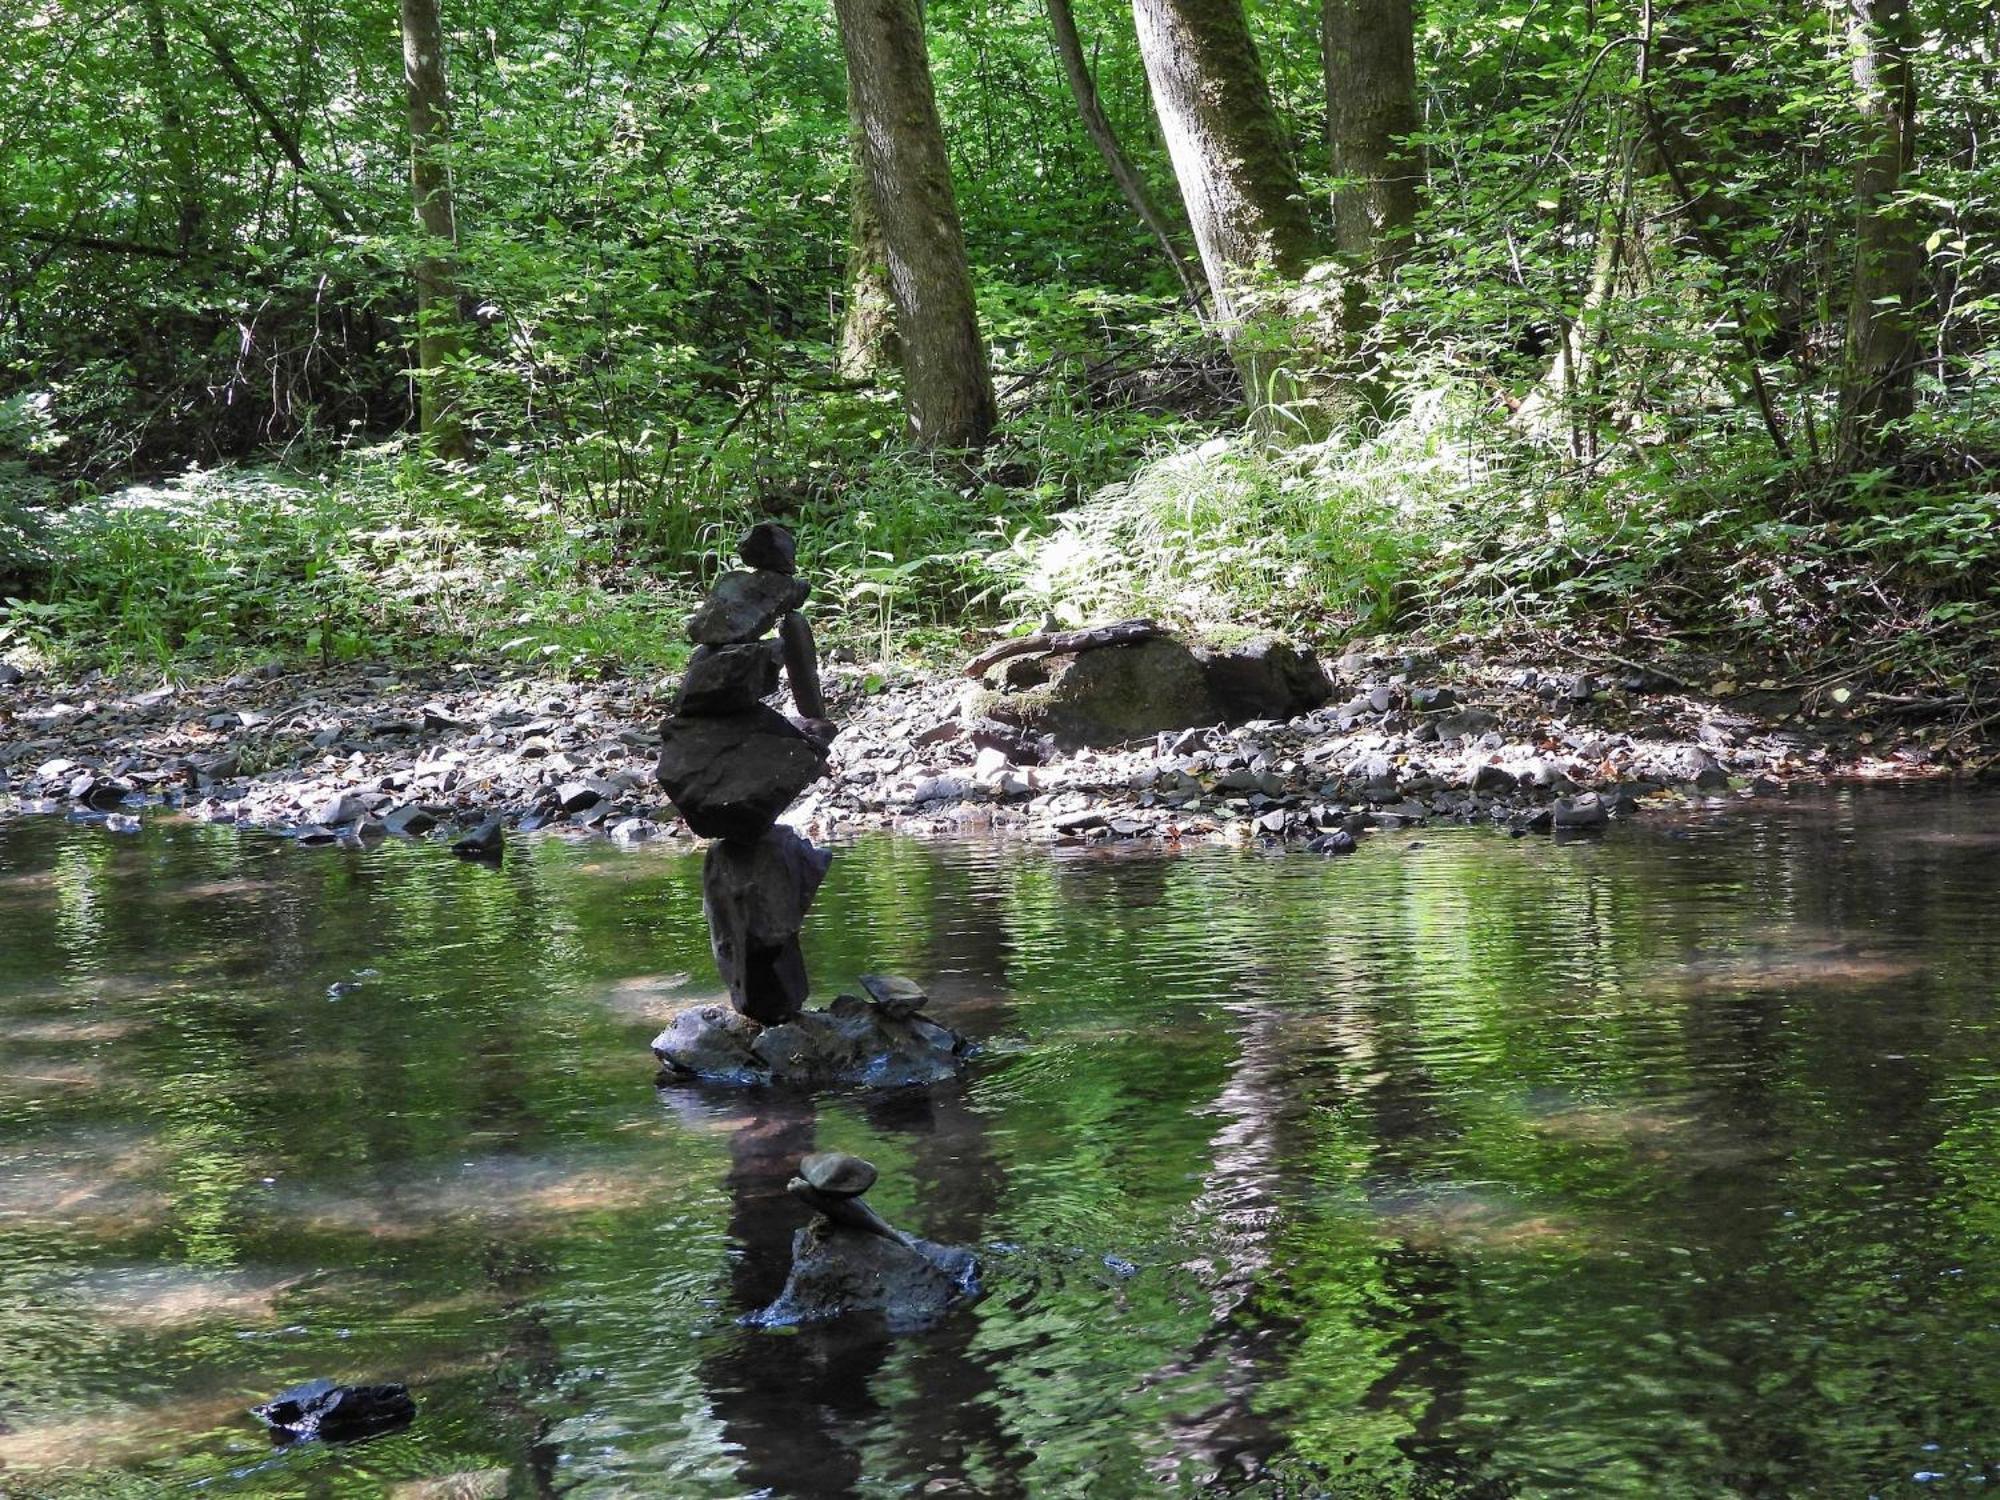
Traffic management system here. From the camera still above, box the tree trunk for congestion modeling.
[1319,0,1420,271]
[400,0,470,460]
[833,0,998,450]
[1044,0,1207,310]
[837,87,899,381]
[141,0,204,250]
[1129,0,1323,410]
[1836,0,1922,468]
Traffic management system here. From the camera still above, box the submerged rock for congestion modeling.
[651,993,966,1087]
[451,818,505,861]
[750,1221,979,1333]
[251,1378,415,1443]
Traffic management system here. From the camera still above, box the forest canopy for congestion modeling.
[3,0,1997,685]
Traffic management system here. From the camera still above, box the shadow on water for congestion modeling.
[7,786,2000,1493]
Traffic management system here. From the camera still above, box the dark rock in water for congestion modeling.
[1309,829,1357,855]
[251,1378,415,1443]
[749,1220,979,1333]
[676,642,780,715]
[656,706,828,839]
[651,1003,766,1083]
[68,773,133,810]
[703,826,832,1023]
[382,804,437,838]
[686,570,810,646]
[451,818,505,861]
[1470,763,1518,794]
[978,637,1221,749]
[1195,638,1332,722]
[738,521,798,575]
[1551,793,1607,830]
[651,998,965,1086]
[1694,764,1732,793]
[778,611,827,720]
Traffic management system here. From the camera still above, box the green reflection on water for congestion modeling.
[1,790,1999,1496]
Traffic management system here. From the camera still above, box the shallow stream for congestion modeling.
[3,790,2000,1496]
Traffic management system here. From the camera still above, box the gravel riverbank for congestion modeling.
[0,645,1965,853]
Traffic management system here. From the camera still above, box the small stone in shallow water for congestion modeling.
[797,1150,878,1198]
[451,819,505,861]
[251,1378,415,1443]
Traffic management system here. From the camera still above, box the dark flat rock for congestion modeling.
[251,1378,415,1443]
[686,571,810,647]
[655,706,827,840]
[749,1221,979,1332]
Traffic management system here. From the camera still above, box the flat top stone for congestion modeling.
[858,974,927,1011]
[738,522,797,575]
[799,1150,877,1198]
[687,571,809,646]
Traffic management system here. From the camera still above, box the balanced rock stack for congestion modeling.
[651,525,966,1084]
[750,1151,980,1331]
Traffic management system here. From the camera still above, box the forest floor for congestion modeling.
[0,637,1979,855]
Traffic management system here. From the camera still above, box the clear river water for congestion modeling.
[3,788,2000,1498]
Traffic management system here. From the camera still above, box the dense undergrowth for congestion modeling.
[8,355,2000,702]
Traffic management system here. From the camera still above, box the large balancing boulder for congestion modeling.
[703,826,833,1023]
[749,1220,980,1333]
[686,570,810,646]
[656,705,828,839]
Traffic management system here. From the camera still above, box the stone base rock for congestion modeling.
[748,1220,980,1332]
[652,995,966,1087]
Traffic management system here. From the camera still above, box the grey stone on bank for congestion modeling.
[685,570,810,646]
[314,791,369,827]
[703,825,832,1023]
[675,642,780,715]
[978,636,1222,749]
[655,705,828,839]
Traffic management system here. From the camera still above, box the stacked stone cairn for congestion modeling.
[650,523,967,1086]
[749,1151,980,1331]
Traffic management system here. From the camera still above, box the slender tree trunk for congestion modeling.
[141,0,204,250]
[1129,0,1324,412]
[1044,0,1207,310]
[837,87,899,381]
[833,0,998,450]
[1836,0,1921,468]
[399,0,470,460]
[1319,0,1420,270]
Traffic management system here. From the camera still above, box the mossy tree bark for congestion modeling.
[1836,0,1922,469]
[1129,0,1326,414]
[833,0,998,449]
[837,87,900,382]
[1319,0,1420,272]
[399,0,470,461]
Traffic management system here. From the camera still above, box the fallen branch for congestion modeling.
[964,618,1161,679]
